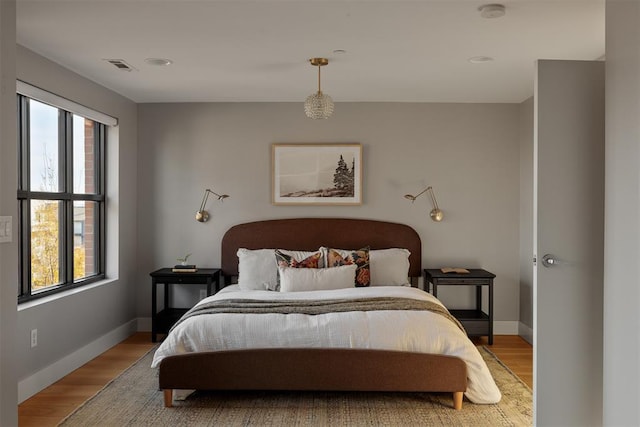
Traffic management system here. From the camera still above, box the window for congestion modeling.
[17,93,107,302]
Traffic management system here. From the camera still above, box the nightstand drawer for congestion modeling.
[436,278,489,285]
[153,275,207,284]
[171,275,200,284]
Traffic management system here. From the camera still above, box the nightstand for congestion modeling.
[423,268,495,345]
[150,268,221,342]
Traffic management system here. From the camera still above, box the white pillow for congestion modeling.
[236,248,321,291]
[369,248,411,286]
[237,249,278,291]
[279,264,357,292]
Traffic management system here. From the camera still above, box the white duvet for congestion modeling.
[152,285,501,404]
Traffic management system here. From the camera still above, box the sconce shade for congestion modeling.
[196,189,229,222]
[404,186,443,222]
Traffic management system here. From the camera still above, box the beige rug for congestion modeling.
[59,347,532,426]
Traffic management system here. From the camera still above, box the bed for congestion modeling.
[153,218,501,409]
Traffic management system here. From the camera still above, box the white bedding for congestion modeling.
[152,285,501,404]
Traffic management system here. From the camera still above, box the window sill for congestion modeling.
[18,277,117,311]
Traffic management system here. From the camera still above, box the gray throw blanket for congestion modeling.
[170,297,465,334]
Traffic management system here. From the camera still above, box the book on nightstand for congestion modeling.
[172,264,198,273]
[440,267,470,274]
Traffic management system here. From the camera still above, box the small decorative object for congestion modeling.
[196,189,229,222]
[172,266,197,272]
[404,186,444,222]
[441,267,470,274]
[304,58,334,119]
[272,143,362,205]
[176,253,192,266]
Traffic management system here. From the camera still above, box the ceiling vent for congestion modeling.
[103,59,137,71]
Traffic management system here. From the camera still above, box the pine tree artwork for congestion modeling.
[272,143,361,205]
[331,155,355,196]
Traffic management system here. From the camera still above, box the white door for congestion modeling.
[534,60,605,426]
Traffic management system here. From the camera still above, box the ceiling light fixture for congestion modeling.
[478,4,506,19]
[468,56,495,64]
[145,58,173,66]
[304,57,334,120]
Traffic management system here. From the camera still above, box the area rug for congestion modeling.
[59,346,532,426]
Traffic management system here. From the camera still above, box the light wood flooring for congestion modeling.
[18,333,155,427]
[18,333,532,426]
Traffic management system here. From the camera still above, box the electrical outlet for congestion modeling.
[31,329,37,348]
[0,216,11,243]
[199,289,207,300]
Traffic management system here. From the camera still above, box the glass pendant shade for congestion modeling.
[304,91,334,119]
[304,58,334,119]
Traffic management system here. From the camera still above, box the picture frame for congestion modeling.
[272,143,362,205]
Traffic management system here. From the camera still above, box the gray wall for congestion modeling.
[519,97,534,339]
[12,46,139,391]
[0,1,17,424]
[137,102,522,324]
[604,1,640,424]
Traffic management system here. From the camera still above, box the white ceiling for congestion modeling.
[16,0,605,104]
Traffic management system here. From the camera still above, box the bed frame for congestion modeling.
[158,218,468,409]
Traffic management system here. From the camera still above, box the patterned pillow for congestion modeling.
[326,246,370,287]
[275,250,323,269]
[274,250,323,291]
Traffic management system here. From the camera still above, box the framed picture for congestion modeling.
[272,143,362,205]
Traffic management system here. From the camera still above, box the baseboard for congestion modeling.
[18,319,137,403]
[518,322,533,344]
[493,321,519,335]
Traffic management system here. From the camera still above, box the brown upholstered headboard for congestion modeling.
[221,218,421,279]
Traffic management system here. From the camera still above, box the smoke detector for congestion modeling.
[478,4,506,19]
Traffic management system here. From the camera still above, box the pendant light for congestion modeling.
[304,58,334,119]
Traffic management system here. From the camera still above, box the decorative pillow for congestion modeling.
[237,248,279,291]
[325,247,370,287]
[279,264,357,292]
[369,248,411,286]
[274,249,324,291]
[237,249,321,291]
[275,249,323,269]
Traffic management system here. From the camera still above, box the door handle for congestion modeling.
[541,254,558,268]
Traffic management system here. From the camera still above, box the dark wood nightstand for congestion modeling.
[423,268,496,345]
[150,268,221,342]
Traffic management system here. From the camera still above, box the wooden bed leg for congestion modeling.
[163,389,173,407]
[453,391,463,410]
